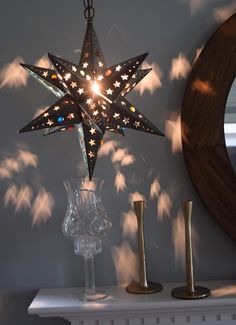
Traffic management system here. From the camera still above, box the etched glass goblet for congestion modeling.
[62,178,111,301]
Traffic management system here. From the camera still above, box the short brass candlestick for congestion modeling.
[171,201,210,299]
[126,200,162,294]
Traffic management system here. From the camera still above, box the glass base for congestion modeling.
[71,291,109,302]
[84,292,108,301]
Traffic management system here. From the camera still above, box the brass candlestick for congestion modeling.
[126,200,162,294]
[171,201,210,299]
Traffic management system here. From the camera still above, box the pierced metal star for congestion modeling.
[19,22,164,179]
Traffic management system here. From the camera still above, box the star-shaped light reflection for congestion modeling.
[19,22,164,179]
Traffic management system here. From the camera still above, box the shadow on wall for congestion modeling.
[0,290,69,325]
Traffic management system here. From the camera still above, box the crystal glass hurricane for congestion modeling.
[62,178,112,301]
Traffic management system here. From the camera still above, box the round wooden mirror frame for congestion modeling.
[181,14,236,240]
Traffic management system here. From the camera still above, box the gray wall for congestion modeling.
[0,0,236,324]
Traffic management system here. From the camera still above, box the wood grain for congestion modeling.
[182,14,236,240]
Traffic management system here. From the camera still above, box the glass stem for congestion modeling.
[84,254,95,296]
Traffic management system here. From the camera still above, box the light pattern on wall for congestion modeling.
[172,209,199,269]
[111,240,139,286]
[135,61,163,95]
[19,19,164,179]
[0,57,28,88]
[213,2,236,22]
[169,53,191,80]
[0,146,54,225]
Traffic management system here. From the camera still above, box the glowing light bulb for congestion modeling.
[91,82,100,94]
[91,82,113,104]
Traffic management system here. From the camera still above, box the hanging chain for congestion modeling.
[83,0,95,21]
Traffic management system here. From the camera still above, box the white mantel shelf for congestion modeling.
[28,280,236,325]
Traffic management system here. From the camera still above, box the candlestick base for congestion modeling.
[171,285,210,299]
[126,282,163,294]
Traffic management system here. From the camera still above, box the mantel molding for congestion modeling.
[28,280,236,325]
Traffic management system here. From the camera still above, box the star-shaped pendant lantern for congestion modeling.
[19,5,164,180]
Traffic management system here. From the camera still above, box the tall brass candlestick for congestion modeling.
[171,201,210,299]
[184,201,194,293]
[126,200,162,294]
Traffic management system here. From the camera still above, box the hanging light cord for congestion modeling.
[83,0,95,22]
